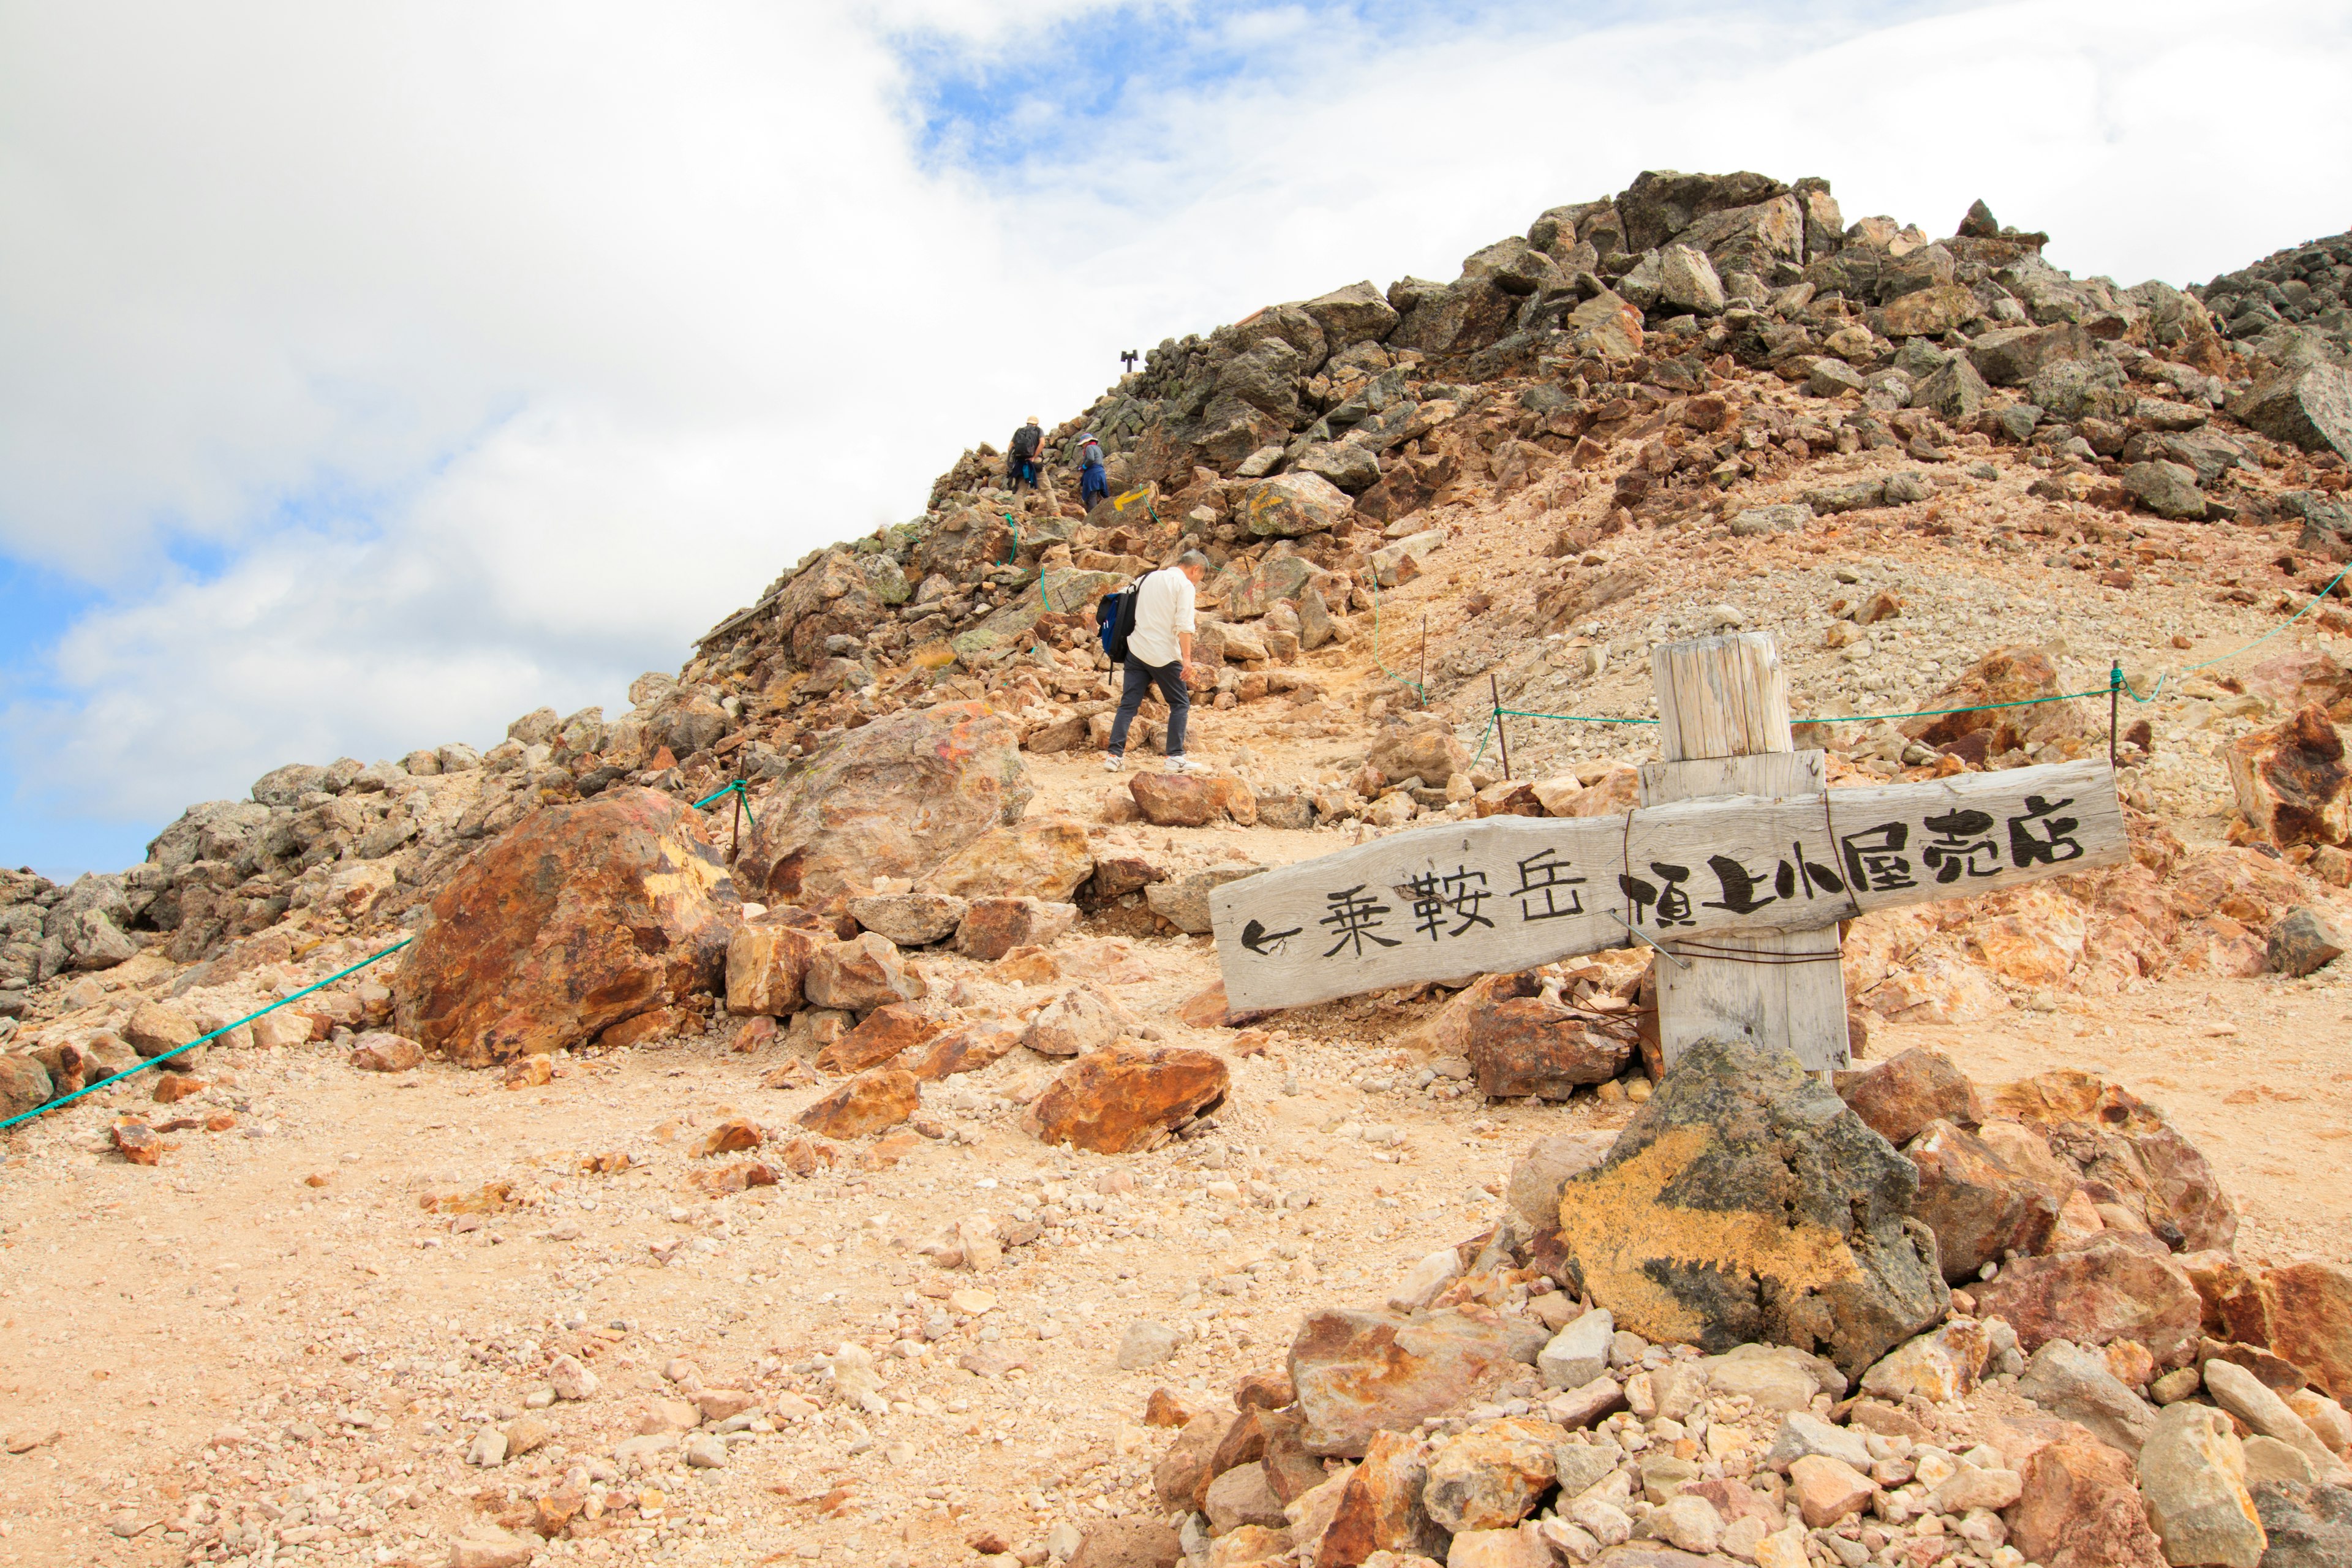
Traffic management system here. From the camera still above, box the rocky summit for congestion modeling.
[4,168,2352,1568]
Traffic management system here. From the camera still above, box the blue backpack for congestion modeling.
[1096,580,1140,662]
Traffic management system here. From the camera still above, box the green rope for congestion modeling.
[1496,709,1657,725]
[692,780,757,827]
[1468,709,1498,769]
[1790,688,2111,725]
[0,937,415,1133]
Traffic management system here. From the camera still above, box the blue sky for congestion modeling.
[2,0,2348,880]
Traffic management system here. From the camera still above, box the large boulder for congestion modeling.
[918,818,1093,902]
[2227,704,2351,850]
[1985,1069,2239,1253]
[1966,1237,2204,1367]
[1904,1118,2064,1282]
[1464,995,1635,1099]
[736,701,1031,911]
[1902,645,2092,756]
[2229,363,2352,462]
[2011,1436,2168,1568]
[1239,472,1353,539]
[1300,280,1402,350]
[391,788,739,1066]
[1833,1047,1983,1147]
[1022,1045,1227,1154]
[1548,1036,1948,1378]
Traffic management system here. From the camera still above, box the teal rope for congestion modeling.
[692,780,757,827]
[0,937,415,1133]
[1468,709,1499,769]
[2123,558,2352,704]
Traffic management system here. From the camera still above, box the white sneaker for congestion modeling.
[1102,754,1124,773]
[1164,756,1206,775]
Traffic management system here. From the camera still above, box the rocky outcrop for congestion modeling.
[1549,1036,1948,1376]
[391,788,739,1065]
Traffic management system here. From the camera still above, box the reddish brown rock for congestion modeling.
[1464,995,1635,1099]
[772,1136,836,1177]
[919,816,1094,901]
[1904,1118,2064,1282]
[1023,1045,1228,1154]
[1834,1047,1985,1147]
[726,923,831,1016]
[0,1056,53,1119]
[112,1119,163,1165]
[693,1117,764,1157]
[2228,703,2352,849]
[897,1024,1020,1082]
[794,1069,919,1139]
[1287,1308,1543,1457]
[1967,1236,2204,1366]
[1904,646,2092,756]
[347,1032,424,1072]
[1987,1068,2238,1253]
[151,1071,205,1103]
[1422,1418,1564,1531]
[815,1004,942,1074]
[1313,1430,1450,1567]
[803,932,925,1014]
[1234,1371,1295,1412]
[736,701,1032,910]
[954,897,1079,961]
[598,1005,690,1049]
[2008,1435,2167,1568]
[391,788,739,1065]
[1087,854,1167,902]
[2261,1262,2352,1404]
[124,999,203,1059]
[1155,1409,1240,1512]
[1130,772,1252,827]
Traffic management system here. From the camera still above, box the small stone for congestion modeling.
[1787,1455,1875,1527]
[1652,1493,1724,1554]
[1539,1308,1615,1392]
[349,1031,424,1072]
[502,1414,555,1456]
[467,1428,510,1467]
[1117,1321,1179,1371]
[548,1354,598,1401]
[683,1434,726,1468]
[1766,1411,1871,1472]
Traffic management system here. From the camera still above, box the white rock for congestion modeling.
[1539,1308,1615,1391]
[1387,1247,1460,1313]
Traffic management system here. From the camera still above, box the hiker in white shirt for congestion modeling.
[1105,552,1210,775]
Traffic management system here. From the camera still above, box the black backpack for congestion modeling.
[1096,579,1140,662]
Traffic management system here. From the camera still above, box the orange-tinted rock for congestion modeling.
[347,1032,423,1072]
[1155,1409,1240,1512]
[1288,1308,1541,1458]
[897,1024,1021,1082]
[1904,1118,2063,1283]
[772,1136,837,1177]
[1131,772,1236,827]
[693,1117,764,1157]
[1234,1371,1295,1411]
[597,1006,690,1049]
[2227,704,2351,848]
[1311,1430,1450,1566]
[1986,1068,2238,1253]
[795,1068,918,1139]
[803,932,925,1014]
[0,1057,52,1119]
[113,1120,164,1165]
[1834,1047,1985,1146]
[1087,854,1167,902]
[736,701,1031,911]
[1967,1236,2204,1366]
[1464,995,1634,1099]
[2244,650,2352,722]
[152,1071,205,1102]
[1422,1418,1564,1532]
[392,788,739,1066]
[1067,1519,1184,1568]
[726,924,831,1016]
[1023,1044,1228,1154]
[731,1015,777,1054]
[1903,646,2092,755]
[2008,1435,2166,1568]
[816,1004,943,1074]
[919,816,1095,901]
[2261,1262,2352,1404]
[955,898,1080,961]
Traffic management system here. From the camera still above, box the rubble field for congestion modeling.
[6,168,2352,1568]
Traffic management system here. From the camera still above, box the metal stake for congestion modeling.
[2109,661,2121,767]
[1490,672,1512,780]
[1607,910,1691,969]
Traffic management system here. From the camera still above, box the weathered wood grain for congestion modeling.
[1208,760,2128,1015]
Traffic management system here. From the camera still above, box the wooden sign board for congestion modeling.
[1208,758,2126,1016]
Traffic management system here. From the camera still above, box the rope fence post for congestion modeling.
[2109,662,2122,768]
[1490,673,1512,781]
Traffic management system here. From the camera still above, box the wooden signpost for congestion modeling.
[1209,632,2128,1072]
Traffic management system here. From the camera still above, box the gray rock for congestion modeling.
[1144,867,1263,935]
[1992,403,2043,443]
[1617,251,1664,312]
[1657,244,1727,315]
[1912,356,1989,423]
[2245,1435,2315,1488]
[2268,907,2348,978]
[1300,281,1401,350]
[1508,1131,1618,1230]
[1803,478,1887,513]
[2138,1403,2264,1568]
[2030,356,2133,422]
[684,1434,727,1468]
[60,909,137,972]
[2230,362,2352,461]
[1967,322,2097,387]
[2018,1340,2157,1457]
[1700,1343,1842,1414]
[1729,503,1814,536]
[436,742,484,774]
[1553,1441,1623,1502]
[1115,1320,1178,1371]
[1293,440,1382,494]
[1765,1411,1872,1472]
[1861,369,1913,410]
[252,763,326,808]
[2124,459,2207,521]
[2252,1479,2352,1568]
[1807,358,1865,398]
[1883,471,1933,505]
[506,707,560,747]
[1539,1309,1616,1392]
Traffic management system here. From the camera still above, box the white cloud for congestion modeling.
[4,0,2348,869]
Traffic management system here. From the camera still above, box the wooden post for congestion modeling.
[1640,633,1850,1074]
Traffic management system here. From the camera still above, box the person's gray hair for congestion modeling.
[1175,549,1212,571]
